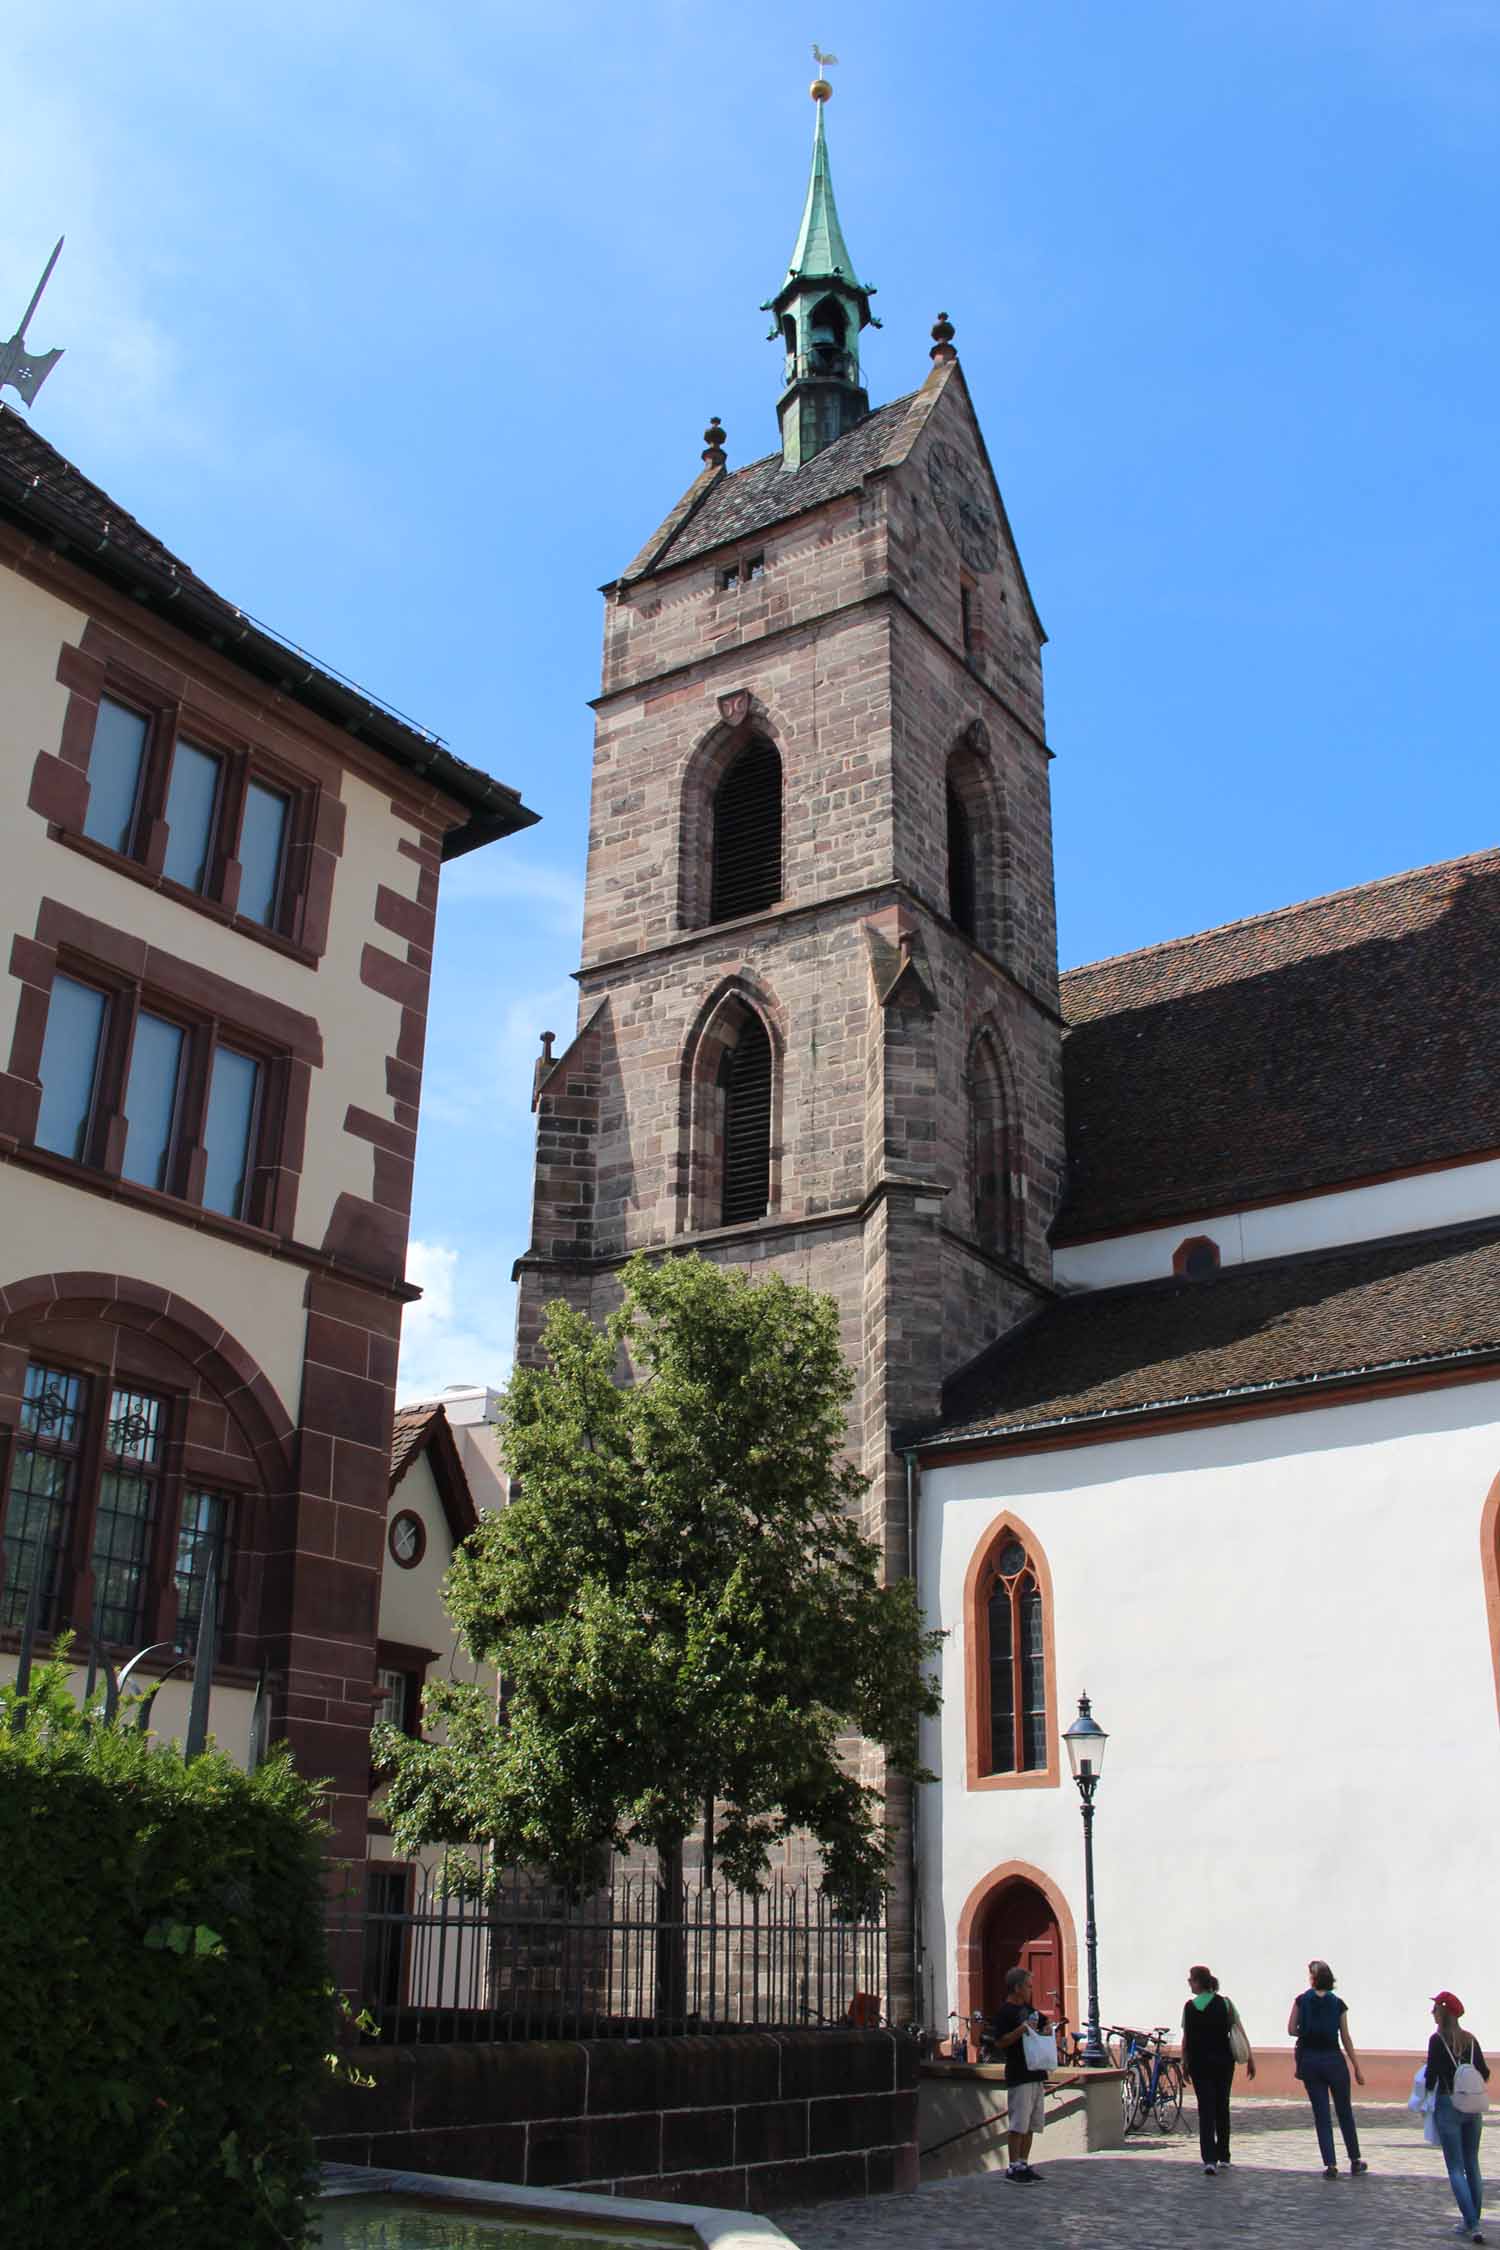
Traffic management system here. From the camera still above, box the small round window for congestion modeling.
[996,1538,1027,1577]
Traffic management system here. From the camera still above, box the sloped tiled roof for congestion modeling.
[639,393,918,577]
[1057,848,1500,1240]
[923,1220,1500,1450]
[0,407,536,857]
[390,1401,442,1483]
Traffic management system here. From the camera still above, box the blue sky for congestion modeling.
[8,2,1496,1397]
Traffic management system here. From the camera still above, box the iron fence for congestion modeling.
[351,1863,889,2044]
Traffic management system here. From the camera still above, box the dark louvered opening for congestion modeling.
[711,740,782,923]
[948,781,976,938]
[719,1015,772,1226]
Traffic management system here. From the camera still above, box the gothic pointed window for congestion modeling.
[719,1011,772,1225]
[977,1527,1051,1779]
[970,1030,1016,1260]
[711,739,782,924]
[948,781,976,937]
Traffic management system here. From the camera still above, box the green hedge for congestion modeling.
[0,1663,334,2250]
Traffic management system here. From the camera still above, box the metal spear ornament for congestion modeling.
[0,237,65,409]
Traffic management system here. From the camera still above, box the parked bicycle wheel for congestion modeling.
[1121,2060,1146,2134]
[1153,2058,1184,2132]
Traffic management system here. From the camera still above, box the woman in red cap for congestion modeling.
[1425,1990,1489,2242]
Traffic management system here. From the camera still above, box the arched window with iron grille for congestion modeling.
[711,739,782,924]
[718,1011,772,1226]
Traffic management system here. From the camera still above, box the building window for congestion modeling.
[719,1011,773,1226]
[745,552,765,581]
[948,781,976,937]
[1174,1235,1221,1280]
[0,1358,235,1646]
[944,731,1001,957]
[720,565,739,591]
[978,1527,1050,1778]
[960,574,977,656]
[174,1490,233,1653]
[31,969,274,1226]
[970,1029,1017,1261]
[710,739,782,923]
[373,1664,423,1739]
[76,691,304,937]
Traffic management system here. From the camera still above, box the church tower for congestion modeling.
[516,82,1066,1983]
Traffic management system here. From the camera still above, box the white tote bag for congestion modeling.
[1226,2001,1251,2066]
[1022,2022,1058,2073]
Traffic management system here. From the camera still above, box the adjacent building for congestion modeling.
[0,398,535,1864]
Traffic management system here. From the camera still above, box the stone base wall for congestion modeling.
[316,2029,918,2213]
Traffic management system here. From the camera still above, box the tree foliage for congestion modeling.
[378,1252,942,1905]
[0,1651,333,2250]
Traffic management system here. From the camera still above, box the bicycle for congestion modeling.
[1107,2024,1184,2134]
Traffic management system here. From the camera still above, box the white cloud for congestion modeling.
[398,1237,514,1406]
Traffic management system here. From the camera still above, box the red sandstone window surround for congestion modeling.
[965,1513,1059,1792]
[45,651,328,955]
[31,959,288,1229]
[0,1355,237,1650]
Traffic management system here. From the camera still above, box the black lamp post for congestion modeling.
[1063,1691,1109,2069]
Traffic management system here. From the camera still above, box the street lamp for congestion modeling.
[1063,1692,1109,2069]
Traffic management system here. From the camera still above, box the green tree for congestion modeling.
[378,1252,942,1930]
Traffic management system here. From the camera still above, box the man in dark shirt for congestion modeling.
[990,1964,1051,2182]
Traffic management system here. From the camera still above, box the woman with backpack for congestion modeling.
[1425,1989,1490,2242]
[1288,1959,1368,2178]
[1181,1966,1255,2174]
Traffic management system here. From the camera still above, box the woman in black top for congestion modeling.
[1288,1958,1367,2178]
[1181,1966,1253,2174]
[1425,1989,1489,2241]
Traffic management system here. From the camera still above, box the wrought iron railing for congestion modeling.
[351,1863,889,2044]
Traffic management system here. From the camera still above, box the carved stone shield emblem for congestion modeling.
[717,689,751,729]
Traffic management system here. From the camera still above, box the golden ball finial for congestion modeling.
[810,76,832,102]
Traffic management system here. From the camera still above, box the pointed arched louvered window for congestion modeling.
[971,1031,1015,1260]
[718,1012,772,1225]
[948,779,976,938]
[711,739,782,923]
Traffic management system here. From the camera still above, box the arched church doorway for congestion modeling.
[980,1875,1064,2023]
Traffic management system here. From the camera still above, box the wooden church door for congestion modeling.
[982,1877,1064,2026]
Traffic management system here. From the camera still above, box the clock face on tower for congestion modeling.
[926,441,1000,575]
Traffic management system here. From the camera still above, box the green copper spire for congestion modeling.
[782,99,871,302]
[762,85,879,472]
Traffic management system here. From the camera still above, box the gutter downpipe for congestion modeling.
[904,1445,926,2033]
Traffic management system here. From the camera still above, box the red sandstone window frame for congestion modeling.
[30,953,290,1232]
[963,1510,1060,1793]
[2,898,318,1247]
[42,644,331,961]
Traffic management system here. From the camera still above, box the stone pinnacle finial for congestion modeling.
[930,311,957,364]
[540,1031,556,1061]
[702,416,727,469]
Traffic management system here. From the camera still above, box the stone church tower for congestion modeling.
[516,84,1066,1970]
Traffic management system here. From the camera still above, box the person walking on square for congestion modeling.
[990,1964,1051,2183]
[1425,1989,1489,2241]
[1181,1965,1254,2173]
[1289,1958,1368,2179]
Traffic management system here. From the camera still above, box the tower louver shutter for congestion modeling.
[948,781,976,938]
[720,1015,772,1225]
[711,741,783,923]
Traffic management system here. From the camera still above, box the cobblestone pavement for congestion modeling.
[774,2103,1485,2248]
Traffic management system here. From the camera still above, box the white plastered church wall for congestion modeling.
[917,1378,1500,2056]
